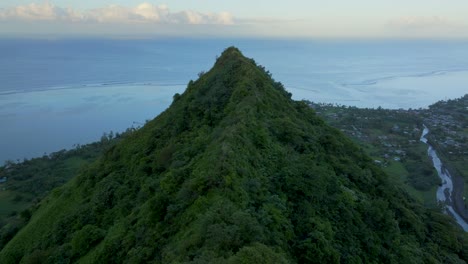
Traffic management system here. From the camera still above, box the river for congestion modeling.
[420,126,468,231]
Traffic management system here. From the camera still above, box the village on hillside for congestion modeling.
[308,95,468,212]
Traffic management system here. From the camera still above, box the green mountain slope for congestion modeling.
[0,131,127,250]
[1,47,467,263]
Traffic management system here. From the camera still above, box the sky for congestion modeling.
[1,1,468,38]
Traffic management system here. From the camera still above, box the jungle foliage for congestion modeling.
[0,47,467,263]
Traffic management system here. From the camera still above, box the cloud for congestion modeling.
[387,16,449,29]
[0,2,234,25]
[0,2,81,21]
[133,3,168,22]
[385,16,468,38]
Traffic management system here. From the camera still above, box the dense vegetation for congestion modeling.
[309,95,468,213]
[308,104,441,207]
[0,132,125,250]
[0,47,467,263]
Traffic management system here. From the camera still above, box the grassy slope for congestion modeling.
[0,137,121,250]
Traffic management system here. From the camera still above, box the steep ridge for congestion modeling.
[1,47,467,263]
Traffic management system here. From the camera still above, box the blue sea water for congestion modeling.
[1,38,468,163]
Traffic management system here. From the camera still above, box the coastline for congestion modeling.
[0,83,186,164]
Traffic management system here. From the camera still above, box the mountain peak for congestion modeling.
[1,47,467,264]
[211,46,258,75]
[220,46,243,58]
[215,46,246,64]
[171,45,292,131]
[212,46,252,70]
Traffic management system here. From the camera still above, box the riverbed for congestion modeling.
[420,126,468,231]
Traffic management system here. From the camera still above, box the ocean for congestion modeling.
[1,38,468,163]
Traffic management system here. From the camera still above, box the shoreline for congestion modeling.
[0,82,186,96]
[0,83,186,164]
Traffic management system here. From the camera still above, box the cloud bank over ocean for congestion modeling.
[0,2,234,25]
[1,1,467,38]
